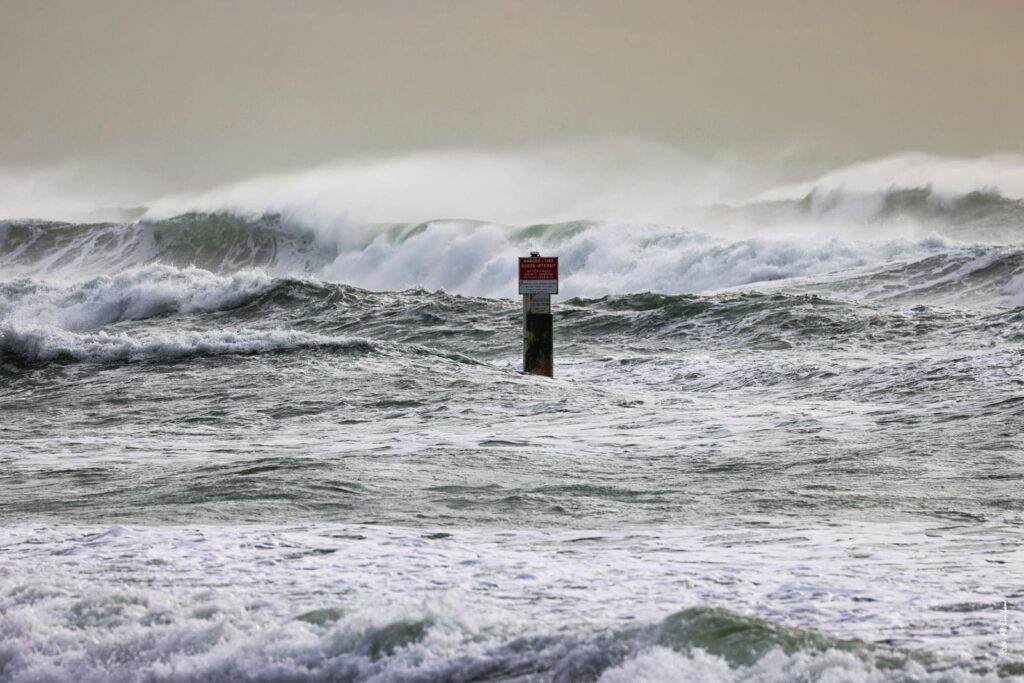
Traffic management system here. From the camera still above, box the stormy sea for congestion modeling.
[1,157,1022,681]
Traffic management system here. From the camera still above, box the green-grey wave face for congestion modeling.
[2,265,1021,372]
[3,199,1024,305]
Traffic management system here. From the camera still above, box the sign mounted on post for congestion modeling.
[521,252,556,377]
[528,292,551,314]
[518,256,559,294]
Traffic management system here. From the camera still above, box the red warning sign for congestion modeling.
[519,256,558,294]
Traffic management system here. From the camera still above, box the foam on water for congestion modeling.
[0,523,1018,682]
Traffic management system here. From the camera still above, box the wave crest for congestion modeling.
[3,213,987,300]
[0,266,372,366]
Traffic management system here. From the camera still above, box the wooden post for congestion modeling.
[523,292,553,377]
[519,251,557,377]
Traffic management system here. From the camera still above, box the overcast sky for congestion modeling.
[2,0,1023,191]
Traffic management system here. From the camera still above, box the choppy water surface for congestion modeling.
[2,184,1023,681]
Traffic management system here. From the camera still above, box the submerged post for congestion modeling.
[519,251,558,377]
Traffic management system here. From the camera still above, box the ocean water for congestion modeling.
[1,162,1023,682]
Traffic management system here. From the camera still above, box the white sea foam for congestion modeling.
[597,646,994,683]
[600,648,850,683]
[0,523,1014,682]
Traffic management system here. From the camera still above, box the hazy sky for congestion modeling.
[2,0,1023,191]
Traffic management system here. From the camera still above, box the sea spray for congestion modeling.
[1,216,1005,300]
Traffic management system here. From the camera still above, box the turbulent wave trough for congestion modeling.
[2,155,1023,682]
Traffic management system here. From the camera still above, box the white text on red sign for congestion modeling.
[519,256,558,295]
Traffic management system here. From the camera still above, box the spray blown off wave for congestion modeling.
[2,211,1024,304]
[4,152,1024,300]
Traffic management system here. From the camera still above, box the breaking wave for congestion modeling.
[4,152,1024,296]
[6,151,1024,301]
[4,214,1024,302]
[4,263,1024,373]
[0,325,373,367]
[3,207,1023,302]
[0,266,510,369]
[3,153,1024,371]
[0,266,352,366]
